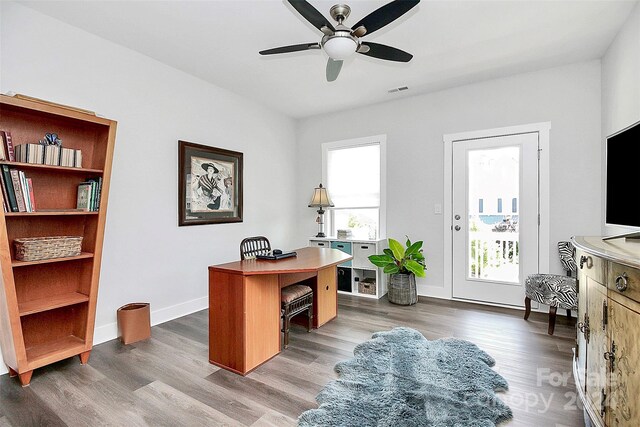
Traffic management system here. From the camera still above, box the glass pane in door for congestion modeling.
[467,147,520,283]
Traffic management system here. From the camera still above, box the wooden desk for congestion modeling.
[208,247,352,375]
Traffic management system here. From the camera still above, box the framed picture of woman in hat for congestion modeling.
[178,140,243,226]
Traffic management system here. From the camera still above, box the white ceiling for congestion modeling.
[18,0,638,119]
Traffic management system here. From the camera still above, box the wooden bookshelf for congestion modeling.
[0,94,116,386]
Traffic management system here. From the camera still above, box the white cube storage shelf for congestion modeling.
[309,238,387,299]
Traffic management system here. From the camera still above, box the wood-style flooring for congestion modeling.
[0,295,583,426]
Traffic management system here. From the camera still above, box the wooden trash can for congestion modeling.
[117,303,151,344]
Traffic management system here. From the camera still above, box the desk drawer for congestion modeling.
[576,249,605,284]
[331,241,352,267]
[608,261,640,304]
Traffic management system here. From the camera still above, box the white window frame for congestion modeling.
[322,134,387,240]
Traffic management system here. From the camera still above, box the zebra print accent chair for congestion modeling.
[524,241,577,335]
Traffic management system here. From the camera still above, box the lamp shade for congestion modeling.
[323,35,357,60]
[308,183,334,207]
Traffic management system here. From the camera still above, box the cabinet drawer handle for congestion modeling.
[337,245,344,248]
[579,255,590,269]
[361,246,369,249]
[326,285,329,291]
[615,273,628,292]
[318,243,325,246]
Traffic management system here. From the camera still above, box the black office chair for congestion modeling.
[240,236,271,260]
[240,236,314,348]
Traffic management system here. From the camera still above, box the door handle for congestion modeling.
[454,225,461,231]
[455,214,461,220]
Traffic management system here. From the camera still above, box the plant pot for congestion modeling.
[388,273,417,305]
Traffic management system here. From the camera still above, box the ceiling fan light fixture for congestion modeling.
[322,33,358,60]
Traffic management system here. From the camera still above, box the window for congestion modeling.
[479,199,484,213]
[497,198,502,213]
[323,135,386,240]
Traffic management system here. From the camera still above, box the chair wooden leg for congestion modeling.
[548,306,557,335]
[566,309,572,320]
[524,297,532,320]
[307,306,313,332]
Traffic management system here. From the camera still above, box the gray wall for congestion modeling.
[295,61,603,297]
[0,3,298,374]
[602,2,640,236]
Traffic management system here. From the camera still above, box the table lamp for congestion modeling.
[308,183,334,237]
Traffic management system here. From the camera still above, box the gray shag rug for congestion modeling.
[298,327,512,427]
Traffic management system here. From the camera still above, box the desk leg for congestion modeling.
[315,265,338,327]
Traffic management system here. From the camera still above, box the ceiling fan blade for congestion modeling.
[358,42,413,62]
[326,58,343,82]
[288,0,335,33]
[259,43,320,55]
[351,0,420,36]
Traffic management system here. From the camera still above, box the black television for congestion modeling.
[605,119,640,239]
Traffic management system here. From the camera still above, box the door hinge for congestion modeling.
[602,299,608,330]
[538,214,540,225]
[601,388,607,417]
[537,149,541,160]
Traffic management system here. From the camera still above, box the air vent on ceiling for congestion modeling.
[388,86,409,94]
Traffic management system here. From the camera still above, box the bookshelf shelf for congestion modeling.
[0,161,103,175]
[5,211,99,217]
[12,252,94,268]
[26,335,86,371]
[18,292,89,316]
[0,94,116,386]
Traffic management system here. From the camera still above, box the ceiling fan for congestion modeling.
[259,0,420,82]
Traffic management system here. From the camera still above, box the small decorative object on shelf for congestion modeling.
[368,236,426,305]
[14,235,83,261]
[39,132,62,147]
[337,229,353,239]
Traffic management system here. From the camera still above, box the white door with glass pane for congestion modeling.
[452,133,538,306]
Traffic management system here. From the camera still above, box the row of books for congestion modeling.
[77,178,102,212]
[1,165,35,213]
[14,143,82,168]
[0,130,83,168]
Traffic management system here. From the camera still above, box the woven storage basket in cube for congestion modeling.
[358,278,377,295]
[14,236,83,261]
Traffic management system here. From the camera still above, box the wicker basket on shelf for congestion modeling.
[14,236,83,261]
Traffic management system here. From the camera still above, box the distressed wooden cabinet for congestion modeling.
[573,236,640,427]
[0,95,116,386]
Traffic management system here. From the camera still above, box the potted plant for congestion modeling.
[368,236,426,305]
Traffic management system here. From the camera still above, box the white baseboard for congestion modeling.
[417,284,452,300]
[0,296,209,377]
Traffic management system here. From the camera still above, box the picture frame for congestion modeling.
[178,140,243,226]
